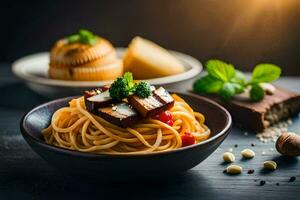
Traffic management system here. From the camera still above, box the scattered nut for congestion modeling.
[241,149,255,159]
[276,132,300,157]
[260,83,276,95]
[223,152,235,163]
[256,120,291,143]
[226,165,242,174]
[263,160,277,170]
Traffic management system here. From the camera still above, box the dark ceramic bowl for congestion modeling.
[20,93,231,179]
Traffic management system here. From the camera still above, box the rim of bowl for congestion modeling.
[12,49,202,87]
[20,92,232,158]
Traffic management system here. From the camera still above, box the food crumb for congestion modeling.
[255,120,291,143]
[244,132,248,136]
[234,144,238,148]
[289,176,296,182]
[228,148,233,152]
[276,183,280,186]
[251,143,256,147]
[262,151,266,155]
[259,180,266,186]
[247,169,255,174]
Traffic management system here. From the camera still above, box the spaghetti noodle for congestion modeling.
[42,94,210,154]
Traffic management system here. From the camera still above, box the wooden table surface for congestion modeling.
[0,64,299,200]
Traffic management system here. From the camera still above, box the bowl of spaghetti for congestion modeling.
[20,74,231,178]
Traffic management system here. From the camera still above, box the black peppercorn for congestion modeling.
[289,176,296,182]
[259,180,266,186]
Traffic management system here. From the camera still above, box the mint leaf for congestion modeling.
[250,84,265,101]
[206,59,235,82]
[219,82,245,101]
[232,83,244,94]
[67,29,98,45]
[67,34,80,43]
[79,29,94,38]
[219,83,235,101]
[231,70,246,85]
[79,29,97,45]
[193,75,223,93]
[193,59,281,102]
[85,37,97,45]
[250,64,281,83]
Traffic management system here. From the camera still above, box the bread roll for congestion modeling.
[49,34,123,81]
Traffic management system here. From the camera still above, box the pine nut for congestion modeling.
[223,152,235,163]
[241,149,255,158]
[263,161,277,170]
[226,165,242,174]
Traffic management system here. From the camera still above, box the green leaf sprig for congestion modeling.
[67,29,98,45]
[193,59,281,102]
[109,72,151,101]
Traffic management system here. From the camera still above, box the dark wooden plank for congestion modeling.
[0,65,299,200]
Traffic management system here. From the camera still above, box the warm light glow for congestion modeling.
[223,0,290,46]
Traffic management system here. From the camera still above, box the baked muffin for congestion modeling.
[123,37,185,79]
[49,29,123,81]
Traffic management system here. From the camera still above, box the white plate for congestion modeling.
[12,48,202,98]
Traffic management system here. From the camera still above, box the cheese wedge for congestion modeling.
[123,37,185,79]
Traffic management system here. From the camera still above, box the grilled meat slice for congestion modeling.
[153,87,175,109]
[84,87,116,114]
[97,103,139,127]
[128,88,174,118]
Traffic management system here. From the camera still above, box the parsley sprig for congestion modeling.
[193,59,281,102]
[67,29,98,45]
[109,72,151,101]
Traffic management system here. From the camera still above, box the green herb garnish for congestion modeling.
[193,59,281,102]
[109,72,151,100]
[67,29,97,45]
[135,81,152,98]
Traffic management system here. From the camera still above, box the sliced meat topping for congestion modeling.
[128,88,174,118]
[98,103,139,127]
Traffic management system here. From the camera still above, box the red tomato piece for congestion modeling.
[153,111,174,126]
[181,132,195,147]
[166,120,174,126]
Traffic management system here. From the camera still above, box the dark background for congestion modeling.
[1,0,299,75]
